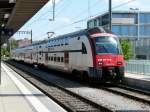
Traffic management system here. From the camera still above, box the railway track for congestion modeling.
[4,60,150,111]
[4,60,112,112]
[98,84,150,105]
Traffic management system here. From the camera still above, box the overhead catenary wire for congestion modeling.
[33,0,137,40]
[23,0,64,28]
[49,0,137,32]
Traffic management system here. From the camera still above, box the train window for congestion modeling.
[61,57,64,62]
[54,57,56,61]
[65,37,69,45]
[65,43,69,45]
[78,36,80,40]
[39,51,41,55]
[82,42,87,54]
[51,57,53,61]
[49,57,51,61]
[57,57,60,62]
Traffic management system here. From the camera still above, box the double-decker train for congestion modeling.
[11,27,125,82]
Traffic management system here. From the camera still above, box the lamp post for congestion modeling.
[130,8,140,40]
[109,0,112,31]
[130,8,140,59]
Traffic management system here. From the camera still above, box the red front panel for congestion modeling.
[95,54,125,68]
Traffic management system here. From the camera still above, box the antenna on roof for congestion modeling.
[47,32,55,39]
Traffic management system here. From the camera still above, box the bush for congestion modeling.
[120,38,133,60]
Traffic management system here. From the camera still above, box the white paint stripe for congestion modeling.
[2,63,51,112]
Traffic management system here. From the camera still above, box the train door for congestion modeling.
[64,51,69,71]
[31,53,32,63]
[81,42,88,66]
[45,53,48,66]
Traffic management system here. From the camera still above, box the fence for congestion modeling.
[125,60,150,75]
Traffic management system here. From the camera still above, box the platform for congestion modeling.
[124,72,150,91]
[0,62,66,112]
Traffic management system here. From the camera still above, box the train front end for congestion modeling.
[90,32,125,82]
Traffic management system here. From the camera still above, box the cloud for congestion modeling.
[53,17,71,24]
[60,17,71,24]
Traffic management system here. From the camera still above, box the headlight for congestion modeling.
[117,61,122,65]
[98,61,103,65]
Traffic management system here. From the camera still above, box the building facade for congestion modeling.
[17,38,31,47]
[87,11,150,60]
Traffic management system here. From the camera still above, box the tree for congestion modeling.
[1,45,9,57]
[120,38,132,60]
[10,38,17,49]
[1,38,17,58]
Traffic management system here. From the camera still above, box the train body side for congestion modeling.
[11,27,125,82]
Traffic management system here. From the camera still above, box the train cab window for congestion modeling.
[61,57,64,62]
[82,42,87,54]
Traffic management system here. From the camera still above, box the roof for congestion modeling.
[0,0,49,45]
[88,10,150,22]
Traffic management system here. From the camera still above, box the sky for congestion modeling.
[13,0,150,41]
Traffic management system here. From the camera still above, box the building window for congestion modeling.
[142,13,150,24]
[146,26,150,35]
[112,25,120,35]
[146,14,150,23]
[121,25,129,36]
[140,13,145,24]
[112,13,123,18]
[129,26,137,36]
[140,26,145,36]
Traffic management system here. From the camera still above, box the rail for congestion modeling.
[125,60,150,75]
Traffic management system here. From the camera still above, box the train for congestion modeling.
[11,27,125,83]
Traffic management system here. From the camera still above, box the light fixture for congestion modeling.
[9,0,16,3]
[4,13,10,19]
[1,24,5,27]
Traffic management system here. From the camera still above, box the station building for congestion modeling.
[87,11,150,60]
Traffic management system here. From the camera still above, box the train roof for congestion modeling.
[12,27,114,50]
[48,27,113,40]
